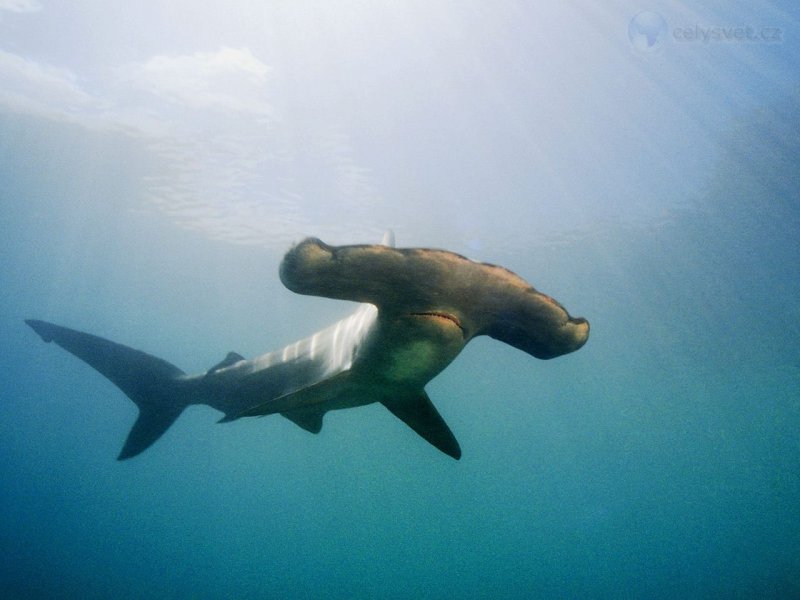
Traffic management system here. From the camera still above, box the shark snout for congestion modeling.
[564,316,590,352]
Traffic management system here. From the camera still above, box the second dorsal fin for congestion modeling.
[207,351,245,374]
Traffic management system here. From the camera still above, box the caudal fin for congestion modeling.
[25,319,188,460]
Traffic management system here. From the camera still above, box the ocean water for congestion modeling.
[1,3,799,599]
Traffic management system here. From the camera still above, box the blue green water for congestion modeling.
[2,3,800,599]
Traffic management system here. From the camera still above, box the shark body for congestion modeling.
[26,234,589,460]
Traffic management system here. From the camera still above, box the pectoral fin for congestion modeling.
[382,393,461,460]
[237,370,352,418]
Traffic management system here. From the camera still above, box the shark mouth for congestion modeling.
[410,312,465,336]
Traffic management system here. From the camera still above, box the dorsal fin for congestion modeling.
[207,351,245,374]
[380,230,395,247]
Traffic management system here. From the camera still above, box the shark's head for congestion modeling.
[280,237,589,360]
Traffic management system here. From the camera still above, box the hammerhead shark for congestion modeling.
[26,234,589,460]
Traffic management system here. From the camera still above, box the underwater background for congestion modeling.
[1,2,799,598]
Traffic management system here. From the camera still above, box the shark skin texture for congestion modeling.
[26,234,589,461]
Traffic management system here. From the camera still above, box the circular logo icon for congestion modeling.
[628,12,668,52]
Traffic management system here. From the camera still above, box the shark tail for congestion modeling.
[25,319,189,460]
